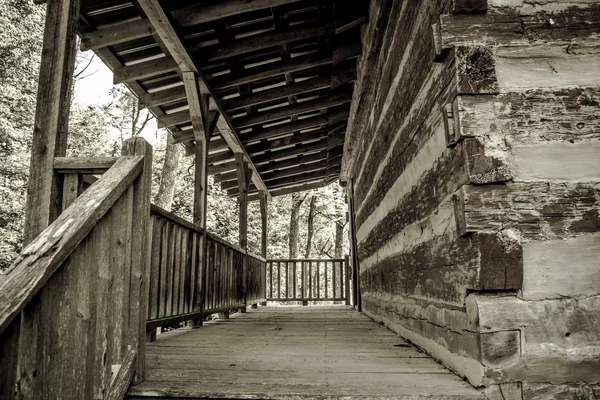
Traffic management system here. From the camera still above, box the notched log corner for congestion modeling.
[456,45,499,94]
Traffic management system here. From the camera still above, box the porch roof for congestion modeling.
[76,0,367,198]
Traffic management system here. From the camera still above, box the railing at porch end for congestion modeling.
[266,257,352,305]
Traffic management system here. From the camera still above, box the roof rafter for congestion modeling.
[80,0,306,51]
[137,0,271,198]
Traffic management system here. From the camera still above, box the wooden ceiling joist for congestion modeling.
[214,150,328,184]
[199,23,335,63]
[138,0,271,198]
[209,52,332,91]
[232,88,353,130]
[222,76,331,111]
[80,0,307,51]
[113,56,179,84]
[228,169,329,196]
[248,180,329,200]
[175,113,329,145]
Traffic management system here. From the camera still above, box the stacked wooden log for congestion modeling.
[342,0,600,397]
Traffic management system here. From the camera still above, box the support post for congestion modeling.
[236,154,253,313]
[259,190,269,259]
[183,71,218,328]
[12,1,82,398]
[121,137,153,384]
[347,179,361,311]
[344,254,351,306]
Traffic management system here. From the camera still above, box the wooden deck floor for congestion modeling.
[127,306,484,399]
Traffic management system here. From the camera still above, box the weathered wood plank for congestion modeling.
[0,155,143,333]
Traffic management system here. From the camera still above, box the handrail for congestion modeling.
[0,155,143,334]
[150,204,266,262]
[147,204,267,332]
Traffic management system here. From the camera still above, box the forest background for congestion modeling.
[0,1,349,270]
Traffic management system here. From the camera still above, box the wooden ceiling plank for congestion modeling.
[80,0,304,51]
[113,56,179,84]
[200,23,335,63]
[138,0,271,198]
[248,180,329,200]
[139,85,186,109]
[229,169,327,196]
[214,150,327,183]
[221,159,329,190]
[223,76,331,111]
[210,52,332,90]
[232,88,353,129]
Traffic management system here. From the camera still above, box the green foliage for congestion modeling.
[0,1,349,270]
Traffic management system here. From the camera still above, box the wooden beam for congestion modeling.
[139,85,186,109]
[53,157,118,174]
[335,16,367,35]
[251,139,328,164]
[232,89,353,130]
[81,0,305,51]
[235,154,253,250]
[176,114,328,145]
[138,0,270,198]
[24,0,81,243]
[221,159,329,190]
[199,24,335,63]
[183,71,215,328]
[223,76,331,111]
[249,180,329,200]
[17,1,82,397]
[113,56,179,85]
[259,190,268,258]
[210,52,332,91]
[214,151,327,183]
[230,170,328,196]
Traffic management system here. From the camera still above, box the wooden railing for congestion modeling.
[146,206,267,333]
[0,138,152,400]
[267,258,351,303]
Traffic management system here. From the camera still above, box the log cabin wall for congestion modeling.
[343,0,600,397]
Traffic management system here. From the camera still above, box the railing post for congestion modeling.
[122,137,153,384]
[345,255,351,306]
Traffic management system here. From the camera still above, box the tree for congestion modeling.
[154,133,182,211]
[288,192,307,258]
[304,195,316,258]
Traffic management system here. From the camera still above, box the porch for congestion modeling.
[129,306,483,400]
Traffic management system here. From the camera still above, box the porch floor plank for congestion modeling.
[127,306,484,399]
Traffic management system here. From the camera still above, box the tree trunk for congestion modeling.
[288,193,306,258]
[334,221,344,258]
[304,196,316,258]
[154,133,182,211]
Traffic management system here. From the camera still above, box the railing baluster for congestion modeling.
[324,261,328,300]
[269,261,273,299]
[308,261,312,300]
[293,261,297,300]
[277,261,281,300]
[316,261,320,300]
[332,260,337,300]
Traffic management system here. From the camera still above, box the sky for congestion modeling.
[72,50,161,146]
[72,51,114,106]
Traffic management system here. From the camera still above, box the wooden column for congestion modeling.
[236,153,253,312]
[8,1,82,398]
[121,137,153,384]
[183,71,217,327]
[23,0,81,244]
[259,190,269,259]
[348,179,361,311]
